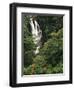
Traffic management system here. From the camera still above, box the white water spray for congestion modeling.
[30,17,42,54]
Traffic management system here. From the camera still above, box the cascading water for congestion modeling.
[30,17,42,54]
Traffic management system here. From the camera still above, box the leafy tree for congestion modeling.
[24,55,47,74]
[40,29,63,66]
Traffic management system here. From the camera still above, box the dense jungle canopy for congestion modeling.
[22,14,63,75]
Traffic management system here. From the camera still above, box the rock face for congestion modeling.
[30,17,42,54]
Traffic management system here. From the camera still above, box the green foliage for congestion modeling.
[40,29,63,67]
[24,65,33,75]
[32,55,47,74]
[24,55,47,74]
[23,16,36,67]
[24,36,36,51]
[46,63,63,74]
[33,55,46,66]
[37,16,63,42]
[22,15,63,74]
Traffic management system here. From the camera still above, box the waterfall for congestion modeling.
[30,17,42,54]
